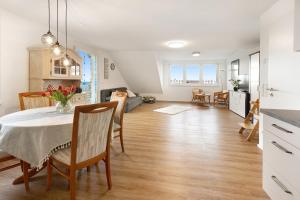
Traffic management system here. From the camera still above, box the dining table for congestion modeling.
[0,106,74,185]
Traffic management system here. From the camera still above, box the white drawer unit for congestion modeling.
[262,110,300,200]
[264,115,300,149]
[263,164,300,200]
[264,131,300,190]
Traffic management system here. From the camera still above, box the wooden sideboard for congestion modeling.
[229,91,250,118]
[28,47,88,105]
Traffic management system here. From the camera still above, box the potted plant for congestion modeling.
[47,85,76,113]
[229,79,241,91]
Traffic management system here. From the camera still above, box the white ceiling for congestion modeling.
[0,0,277,59]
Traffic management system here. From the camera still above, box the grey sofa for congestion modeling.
[100,87,143,112]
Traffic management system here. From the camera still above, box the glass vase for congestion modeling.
[55,101,73,114]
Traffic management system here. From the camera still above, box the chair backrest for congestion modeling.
[71,102,118,164]
[19,92,52,111]
[222,92,229,99]
[110,91,127,125]
[192,88,204,96]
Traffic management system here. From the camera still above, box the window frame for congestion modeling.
[168,62,220,87]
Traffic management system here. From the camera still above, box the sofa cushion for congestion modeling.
[126,96,143,112]
[100,87,127,102]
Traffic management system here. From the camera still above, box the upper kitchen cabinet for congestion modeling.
[28,47,82,91]
[28,47,82,80]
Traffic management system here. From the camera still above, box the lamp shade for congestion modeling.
[52,41,65,56]
[41,31,56,46]
[63,54,71,67]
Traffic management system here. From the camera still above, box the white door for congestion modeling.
[260,5,300,110]
[249,52,260,101]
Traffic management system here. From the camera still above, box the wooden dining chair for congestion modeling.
[110,91,127,152]
[47,102,117,200]
[19,91,52,111]
[18,91,52,191]
[0,150,21,172]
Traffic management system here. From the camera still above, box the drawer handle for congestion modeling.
[272,124,293,134]
[271,176,293,195]
[271,141,293,154]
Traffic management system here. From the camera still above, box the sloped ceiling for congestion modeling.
[0,0,277,93]
[110,51,162,93]
[0,0,277,53]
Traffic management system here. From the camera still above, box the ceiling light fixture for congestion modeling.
[41,0,56,45]
[63,0,71,67]
[52,0,64,56]
[167,40,186,48]
[192,52,201,57]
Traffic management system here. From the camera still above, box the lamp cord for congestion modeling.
[56,0,59,41]
[65,0,68,55]
[48,0,51,31]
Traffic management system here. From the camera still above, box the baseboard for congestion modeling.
[257,143,263,150]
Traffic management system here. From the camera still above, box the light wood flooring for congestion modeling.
[0,102,269,200]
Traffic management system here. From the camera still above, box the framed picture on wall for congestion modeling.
[104,58,109,79]
[231,59,240,79]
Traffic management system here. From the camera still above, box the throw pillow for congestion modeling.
[127,89,136,97]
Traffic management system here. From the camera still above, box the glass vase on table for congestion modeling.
[47,85,76,114]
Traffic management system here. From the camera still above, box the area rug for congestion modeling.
[153,105,192,115]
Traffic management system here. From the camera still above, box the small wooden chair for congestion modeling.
[47,102,118,200]
[213,90,229,107]
[110,91,127,152]
[0,150,21,172]
[192,88,204,103]
[239,99,260,141]
[19,91,52,111]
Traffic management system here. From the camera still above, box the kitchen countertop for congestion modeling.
[261,109,300,128]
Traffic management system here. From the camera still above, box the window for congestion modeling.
[203,64,217,85]
[78,50,97,103]
[169,63,219,86]
[170,64,184,84]
[186,64,200,83]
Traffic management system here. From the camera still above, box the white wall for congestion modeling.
[142,60,227,102]
[96,49,128,91]
[226,46,259,90]
[110,51,163,94]
[0,8,127,116]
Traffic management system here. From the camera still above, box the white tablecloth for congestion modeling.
[0,107,73,168]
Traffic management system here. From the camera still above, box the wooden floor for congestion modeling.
[0,102,269,200]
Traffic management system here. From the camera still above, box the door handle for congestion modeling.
[266,88,279,92]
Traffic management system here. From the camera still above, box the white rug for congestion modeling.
[154,105,192,115]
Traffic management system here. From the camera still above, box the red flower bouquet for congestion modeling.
[47,85,76,112]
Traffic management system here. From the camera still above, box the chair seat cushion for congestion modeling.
[52,148,71,165]
[0,149,10,159]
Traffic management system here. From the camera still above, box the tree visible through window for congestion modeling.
[78,50,97,103]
